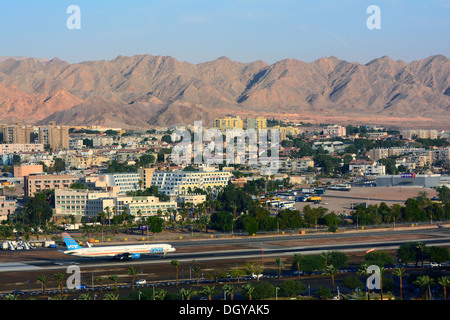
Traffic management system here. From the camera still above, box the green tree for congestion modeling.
[413,275,435,300]
[429,246,449,264]
[200,286,216,300]
[324,265,339,292]
[223,284,236,300]
[171,260,180,288]
[364,251,395,268]
[438,276,450,300]
[37,275,47,296]
[53,272,65,296]
[241,283,255,300]
[279,280,306,298]
[392,267,409,300]
[180,287,197,300]
[299,255,325,276]
[127,266,138,291]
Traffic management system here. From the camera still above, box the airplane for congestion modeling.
[61,232,176,260]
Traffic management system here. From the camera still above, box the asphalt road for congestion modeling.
[1,226,449,273]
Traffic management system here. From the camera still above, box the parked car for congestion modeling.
[74,284,87,290]
[431,262,441,268]
[135,279,146,285]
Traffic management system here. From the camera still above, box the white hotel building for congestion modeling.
[151,171,232,196]
[55,189,177,222]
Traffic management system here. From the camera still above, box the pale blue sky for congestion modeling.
[0,0,449,64]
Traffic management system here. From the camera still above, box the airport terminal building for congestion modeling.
[376,174,441,188]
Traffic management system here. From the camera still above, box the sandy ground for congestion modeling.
[293,186,437,214]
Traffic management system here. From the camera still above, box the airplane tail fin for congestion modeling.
[62,232,82,250]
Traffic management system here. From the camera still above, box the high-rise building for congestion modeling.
[137,167,155,189]
[247,117,267,130]
[214,116,244,131]
[2,124,33,144]
[38,122,69,150]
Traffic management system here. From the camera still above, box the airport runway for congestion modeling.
[1,226,449,273]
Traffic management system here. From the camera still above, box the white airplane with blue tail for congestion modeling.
[62,232,176,260]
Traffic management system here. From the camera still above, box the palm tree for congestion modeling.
[324,265,339,293]
[321,251,333,269]
[223,284,235,300]
[437,276,450,300]
[109,274,119,291]
[242,283,255,300]
[54,272,65,297]
[192,266,201,285]
[96,276,105,293]
[37,275,47,296]
[78,293,92,300]
[97,211,106,241]
[155,289,167,300]
[357,262,371,300]
[275,258,283,278]
[393,267,409,300]
[415,242,426,267]
[103,293,119,300]
[413,275,435,300]
[127,266,138,291]
[180,287,197,300]
[200,286,216,300]
[293,254,302,278]
[171,260,180,287]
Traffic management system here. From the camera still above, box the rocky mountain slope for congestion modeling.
[0,54,448,129]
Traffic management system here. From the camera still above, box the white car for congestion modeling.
[431,263,441,268]
[135,279,147,285]
[251,273,263,280]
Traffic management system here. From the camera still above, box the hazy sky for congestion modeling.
[0,0,449,64]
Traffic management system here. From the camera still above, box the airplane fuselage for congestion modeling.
[63,243,176,258]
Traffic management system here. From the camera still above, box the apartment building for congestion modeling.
[151,170,232,196]
[13,164,44,177]
[0,196,17,221]
[2,124,33,144]
[401,129,438,140]
[24,174,79,197]
[369,147,426,161]
[279,157,314,173]
[247,117,267,130]
[322,125,347,137]
[214,116,244,131]
[0,143,44,155]
[38,122,70,150]
[349,160,386,176]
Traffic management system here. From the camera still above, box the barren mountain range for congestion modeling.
[0,54,449,130]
